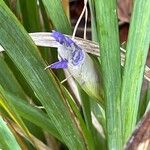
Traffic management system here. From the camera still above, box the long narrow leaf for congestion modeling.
[40,0,71,34]
[0,1,86,149]
[2,92,62,142]
[80,89,106,149]
[121,0,150,143]
[94,0,123,149]
[0,116,21,150]
[63,86,95,150]
[0,56,26,98]
[0,86,32,143]
[19,0,41,32]
[88,0,98,42]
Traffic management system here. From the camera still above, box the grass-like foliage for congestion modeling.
[0,0,150,149]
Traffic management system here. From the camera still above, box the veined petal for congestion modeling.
[71,49,84,65]
[45,59,68,69]
[51,30,74,47]
[51,31,85,66]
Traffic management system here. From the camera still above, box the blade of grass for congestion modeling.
[88,0,98,42]
[62,86,95,150]
[0,55,26,99]
[145,100,150,113]
[0,116,21,150]
[0,1,86,149]
[38,1,55,62]
[18,0,51,62]
[80,89,95,135]
[3,0,21,20]
[91,101,106,134]
[19,0,41,32]
[38,0,52,31]
[3,0,9,6]
[121,0,150,143]
[94,0,123,149]
[80,89,106,149]
[1,92,62,142]
[0,86,32,143]
[0,55,44,147]
[40,0,71,34]
[138,83,150,120]
[0,57,62,143]
[18,0,51,61]
[3,54,38,103]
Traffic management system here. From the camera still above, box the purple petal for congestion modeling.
[71,47,84,65]
[51,31,85,66]
[51,31,74,47]
[51,30,65,45]
[65,36,74,46]
[45,59,68,69]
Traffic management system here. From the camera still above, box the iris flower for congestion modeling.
[45,31,85,69]
[45,31,104,105]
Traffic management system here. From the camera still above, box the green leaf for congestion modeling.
[145,100,150,113]
[94,0,123,149]
[2,92,62,142]
[38,0,52,31]
[0,55,37,146]
[0,86,31,143]
[121,0,150,143]
[91,101,106,134]
[80,89,106,149]
[63,86,95,150]
[0,116,21,150]
[88,0,98,42]
[138,83,150,120]
[0,1,86,149]
[40,0,71,34]
[0,56,26,99]
[19,0,41,32]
